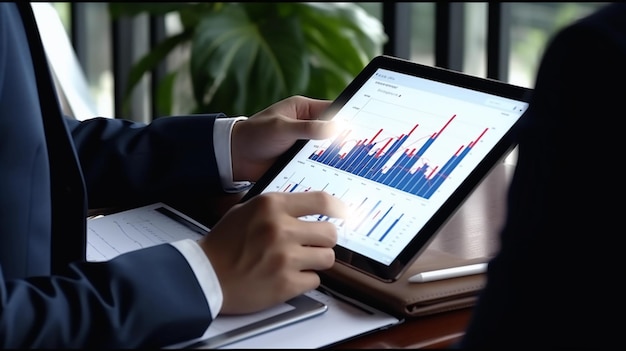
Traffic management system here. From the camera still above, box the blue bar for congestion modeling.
[384,152,411,187]
[379,213,403,242]
[424,145,471,198]
[358,200,381,233]
[356,197,368,211]
[393,154,420,190]
[341,143,365,172]
[404,166,429,194]
[356,144,382,177]
[366,205,393,238]
[288,179,301,192]
[347,144,373,173]
[367,136,405,180]
[307,122,476,200]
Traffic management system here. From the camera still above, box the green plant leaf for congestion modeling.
[154,71,178,116]
[115,2,386,117]
[122,31,192,114]
[299,3,386,75]
[177,3,223,31]
[305,65,351,100]
[190,3,308,116]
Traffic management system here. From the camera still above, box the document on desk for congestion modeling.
[213,287,401,349]
[86,202,207,262]
[87,202,401,348]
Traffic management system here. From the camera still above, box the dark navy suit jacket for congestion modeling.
[1,3,225,347]
[460,3,625,348]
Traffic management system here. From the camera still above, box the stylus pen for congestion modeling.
[408,263,488,283]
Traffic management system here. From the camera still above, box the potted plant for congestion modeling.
[109,2,387,117]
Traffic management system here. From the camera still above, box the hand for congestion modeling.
[198,191,347,315]
[230,95,337,182]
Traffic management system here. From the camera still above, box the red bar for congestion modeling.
[373,209,381,220]
[472,127,489,145]
[374,137,393,158]
[427,165,439,179]
[369,128,383,145]
[435,114,456,138]
[454,145,464,157]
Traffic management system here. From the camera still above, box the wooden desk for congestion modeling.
[332,162,515,349]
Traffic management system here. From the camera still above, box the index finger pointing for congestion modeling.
[282,191,348,220]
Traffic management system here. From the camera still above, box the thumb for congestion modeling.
[291,119,342,140]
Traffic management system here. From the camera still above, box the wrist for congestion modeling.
[215,116,250,192]
[230,117,248,182]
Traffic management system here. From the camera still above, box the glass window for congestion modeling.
[51,2,70,29]
[410,2,435,67]
[508,2,608,88]
[462,3,487,78]
[163,12,194,116]
[400,2,607,87]
[51,2,114,117]
[82,2,114,117]
[49,2,610,121]
[356,2,381,20]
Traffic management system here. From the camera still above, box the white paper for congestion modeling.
[87,202,206,261]
[87,203,401,348]
[216,288,400,349]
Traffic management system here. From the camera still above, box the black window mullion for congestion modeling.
[435,2,464,71]
[382,2,411,59]
[149,15,167,120]
[486,2,511,82]
[70,3,87,70]
[112,17,132,120]
[112,15,150,123]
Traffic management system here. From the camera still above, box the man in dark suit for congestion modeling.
[460,3,623,348]
[1,2,346,348]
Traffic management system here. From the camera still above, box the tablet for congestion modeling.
[240,55,532,282]
[167,294,327,349]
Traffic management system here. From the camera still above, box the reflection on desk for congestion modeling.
[333,162,514,349]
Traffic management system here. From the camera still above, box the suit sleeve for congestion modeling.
[65,115,226,209]
[0,243,213,348]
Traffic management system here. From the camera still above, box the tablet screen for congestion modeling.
[242,56,531,282]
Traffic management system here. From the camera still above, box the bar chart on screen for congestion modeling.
[259,72,519,266]
[308,110,490,200]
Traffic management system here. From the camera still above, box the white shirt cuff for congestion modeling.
[169,239,222,319]
[214,116,253,193]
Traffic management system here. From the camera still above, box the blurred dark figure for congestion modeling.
[461,3,624,348]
